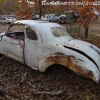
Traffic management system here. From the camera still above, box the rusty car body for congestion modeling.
[0,20,100,83]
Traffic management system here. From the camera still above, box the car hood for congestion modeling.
[63,39,100,72]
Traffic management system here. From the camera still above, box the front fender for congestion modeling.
[39,54,100,83]
[64,39,100,71]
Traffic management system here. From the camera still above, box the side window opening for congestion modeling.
[7,24,25,41]
[26,27,38,41]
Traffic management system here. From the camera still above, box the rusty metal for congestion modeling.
[39,54,94,81]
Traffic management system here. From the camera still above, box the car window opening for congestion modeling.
[7,25,24,41]
[51,27,69,37]
[26,27,38,41]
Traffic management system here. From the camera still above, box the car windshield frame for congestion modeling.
[50,27,69,38]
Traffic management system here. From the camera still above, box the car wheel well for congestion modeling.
[44,64,66,73]
[0,53,3,57]
[0,54,3,58]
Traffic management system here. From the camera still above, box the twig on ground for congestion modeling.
[21,72,27,83]
[33,91,64,96]
[26,81,36,89]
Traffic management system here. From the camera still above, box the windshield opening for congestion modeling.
[51,27,69,37]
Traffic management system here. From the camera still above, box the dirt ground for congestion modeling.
[0,20,100,100]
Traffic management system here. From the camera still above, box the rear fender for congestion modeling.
[39,54,100,83]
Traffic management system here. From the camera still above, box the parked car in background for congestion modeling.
[0,15,17,24]
[41,14,59,22]
[7,17,16,24]
[0,20,100,83]
[0,16,8,24]
[64,10,79,22]
[32,14,40,20]
[59,15,67,24]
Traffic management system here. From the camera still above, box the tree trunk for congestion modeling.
[39,0,42,18]
[85,27,88,39]
[74,0,76,12]
[77,26,81,38]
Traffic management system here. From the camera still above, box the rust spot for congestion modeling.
[67,57,94,80]
[45,54,94,81]
[87,71,94,79]
[18,40,24,48]
[46,54,69,66]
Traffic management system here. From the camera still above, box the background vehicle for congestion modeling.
[0,16,8,24]
[0,15,16,24]
[32,14,40,20]
[41,14,59,22]
[6,17,16,24]
[59,15,67,24]
[64,10,79,22]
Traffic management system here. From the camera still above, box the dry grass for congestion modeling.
[70,31,100,48]
[66,19,100,48]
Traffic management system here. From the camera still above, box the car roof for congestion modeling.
[14,20,61,27]
[13,20,71,42]
[14,20,51,25]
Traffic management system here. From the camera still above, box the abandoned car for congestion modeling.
[0,20,100,83]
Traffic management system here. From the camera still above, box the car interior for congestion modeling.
[7,24,24,41]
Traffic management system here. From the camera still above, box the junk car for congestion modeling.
[0,20,100,83]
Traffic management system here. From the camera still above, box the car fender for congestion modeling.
[39,53,100,83]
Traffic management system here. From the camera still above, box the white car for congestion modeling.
[41,14,59,22]
[0,20,100,83]
[0,16,8,24]
[7,17,17,24]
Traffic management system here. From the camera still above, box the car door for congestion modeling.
[1,25,24,63]
[24,26,40,70]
